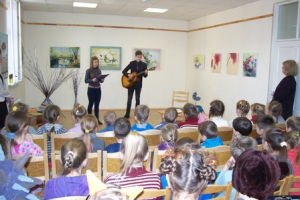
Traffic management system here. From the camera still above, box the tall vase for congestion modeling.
[74,95,78,106]
[41,96,53,106]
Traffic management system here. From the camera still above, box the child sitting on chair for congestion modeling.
[177,103,199,128]
[158,124,178,150]
[99,111,117,133]
[199,121,223,148]
[229,100,250,127]
[250,103,265,124]
[44,139,89,199]
[254,115,275,144]
[232,117,252,138]
[131,105,154,132]
[155,107,178,130]
[286,116,300,132]
[268,101,285,123]
[209,100,228,127]
[105,117,131,153]
[68,104,87,133]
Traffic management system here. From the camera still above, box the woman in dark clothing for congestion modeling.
[273,60,298,120]
[85,56,104,125]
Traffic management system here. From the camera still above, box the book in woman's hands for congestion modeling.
[96,74,109,81]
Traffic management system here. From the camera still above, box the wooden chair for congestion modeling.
[249,128,260,139]
[276,123,286,130]
[51,151,101,179]
[153,148,166,173]
[102,150,151,180]
[137,187,171,200]
[138,130,161,147]
[289,175,300,193]
[178,127,200,143]
[26,133,47,154]
[202,182,233,200]
[24,154,49,182]
[274,175,294,195]
[51,132,82,154]
[218,127,233,145]
[203,145,231,172]
[96,131,116,147]
[172,91,189,108]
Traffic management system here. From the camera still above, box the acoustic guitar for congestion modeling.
[121,67,156,89]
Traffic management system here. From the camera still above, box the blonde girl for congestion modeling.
[250,103,265,124]
[158,124,178,150]
[68,104,87,133]
[268,101,285,123]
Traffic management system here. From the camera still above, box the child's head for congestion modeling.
[160,147,216,199]
[254,115,275,136]
[114,118,131,140]
[164,107,178,123]
[81,114,98,152]
[134,105,150,124]
[183,103,198,120]
[232,117,252,137]
[230,136,257,161]
[284,131,300,150]
[198,121,218,140]
[282,60,298,76]
[232,150,281,200]
[43,104,61,124]
[209,100,225,118]
[161,124,178,145]
[287,116,300,132]
[120,131,149,175]
[104,111,117,126]
[175,137,199,150]
[268,101,282,123]
[72,104,87,123]
[5,111,29,144]
[250,103,265,116]
[263,128,287,162]
[236,100,250,117]
[12,102,29,113]
[61,138,87,176]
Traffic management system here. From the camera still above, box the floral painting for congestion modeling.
[211,53,221,73]
[91,46,122,70]
[193,55,204,69]
[243,53,257,77]
[226,53,238,75]
[133,48,161,70]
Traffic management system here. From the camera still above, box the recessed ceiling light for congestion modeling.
[73,2,98,8]
[144,8,168,13]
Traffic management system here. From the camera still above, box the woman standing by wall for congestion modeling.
[85,56,104,125]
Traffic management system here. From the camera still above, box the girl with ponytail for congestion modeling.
[68,104,87,133]
[268,101,285,123]
[80,114,105,153]
[159,146,216,200]
[263,127,294,176]
[158,124,178,150]
[44,139,89,199]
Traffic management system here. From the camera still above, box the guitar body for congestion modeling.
[121,71,139,89]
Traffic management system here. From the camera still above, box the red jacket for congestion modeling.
[288,147,300,195]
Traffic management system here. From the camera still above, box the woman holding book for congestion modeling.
[85,56,105,125]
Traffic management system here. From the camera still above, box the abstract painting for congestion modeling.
[211,53,221,73]
[243,53,257,77]
[91,46,122,70]
[133,48,161,69]
[0,32,8,78]
[226,53,239,75]
[193,55,204,69]
[50,47,80,68]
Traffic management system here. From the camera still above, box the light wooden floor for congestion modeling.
[56,109,164,131]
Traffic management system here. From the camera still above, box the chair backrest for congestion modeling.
[96,131,116,147]
[138,130,161,147]
[51,132,82,154]
[202,182,233,200]
[26,133,48,154]
[172,91,189,108]
[178,127,200,142]
[275,123,286,129]
[24,154,49,182]
[102,150,151,181]
[137,187,171,200]
[153,148,167,173]
[203,145,231,171]
[248,128,260,139]
[289,175,300,193]
[274,175,294,196]
[218,127,233,145]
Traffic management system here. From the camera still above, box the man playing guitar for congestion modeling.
[122,50,148,118]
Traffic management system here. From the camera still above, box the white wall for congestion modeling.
[24,11,187,110]
[185,0,282,122]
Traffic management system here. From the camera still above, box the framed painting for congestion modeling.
[226,53,238,75]
[0,32,8,78]
[193,55,204,69]
[133,48,161,70]
[243,53,257,77]
[211,53,222,73]
[50,47,80,68]
[91,46,122,70]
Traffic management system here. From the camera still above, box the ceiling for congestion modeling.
[20,0,260,21]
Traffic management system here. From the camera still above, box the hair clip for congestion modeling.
[12,106,17,111]
[85,129,90,134]
[280,142,287,147]
[161,148,175,159]
[281,129,285,133]
[66,151,74,158]
[7,132,16,140]
[208,158,218,167]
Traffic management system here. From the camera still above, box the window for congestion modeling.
[6,0,22,85]
[277,2,298,39]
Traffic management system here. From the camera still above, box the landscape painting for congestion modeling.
[50,47,80,68]
[133,48,161,70]
[91,46,122,70]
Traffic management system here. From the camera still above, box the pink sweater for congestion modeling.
[11,139,43,157]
